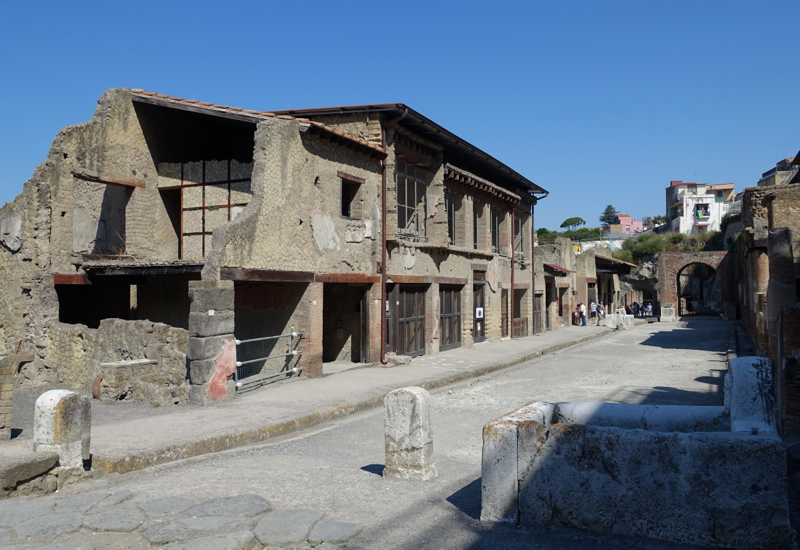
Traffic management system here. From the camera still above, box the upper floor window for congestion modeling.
[445,192,456,245]
[396,158,430,239]
[514,214,525,258]
[491,208,501,253]
[340,175,363,219]
[473,201,482,249]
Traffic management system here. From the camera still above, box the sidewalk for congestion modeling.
[6,323,630,474]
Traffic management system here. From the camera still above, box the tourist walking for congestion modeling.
[580,302,587,327]
[590,300,597,325]
[597,303,605,325]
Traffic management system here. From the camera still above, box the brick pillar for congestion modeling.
[297,282,323,378]
[768,229,795,366]
[366,283,382,364]
[425,283,439,356]
[0,357,12,440]
[187,281,236,405]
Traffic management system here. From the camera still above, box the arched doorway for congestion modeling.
[676,262,720,316]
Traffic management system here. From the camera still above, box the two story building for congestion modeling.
[0,90,548,404]
[665,180,735,234]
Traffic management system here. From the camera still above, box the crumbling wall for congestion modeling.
[207,118,383,278]
[32,319,189,404]
[0,88,180,376]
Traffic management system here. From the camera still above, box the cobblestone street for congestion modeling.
[0,320,730,549]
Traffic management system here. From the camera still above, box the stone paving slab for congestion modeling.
[254,508,325,545]
[0,488,370,549]
[82,503,145,531]
[138,495,193,516]
[309,519,363,543]
[144,516,256,544]
[161,531,256,550]
[184,493,271,517]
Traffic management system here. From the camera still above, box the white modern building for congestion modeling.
[665,180,735,234]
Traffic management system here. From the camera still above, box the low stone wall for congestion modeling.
[481,356,791,548]
[0,356,11,439]
[37,319,189,405]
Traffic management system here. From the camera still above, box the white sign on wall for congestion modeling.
[476,307,484,319]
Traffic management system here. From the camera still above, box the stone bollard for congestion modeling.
[383,387,437,480]
[33,390,91,469]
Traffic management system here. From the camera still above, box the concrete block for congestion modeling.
[605,314,618,329]
[554,402,729,432]
[660,304,676,322]
[728,356,776,433]
[0,452,59,492]
[188,335,231,361]
[480,419,519,523]
[189,311,235,338]
[383,387,437,480]
[33,390,91,469]
[620,315,634,330]
[189,286,235,313]
[190,359,218,385]
[517,425,791,548]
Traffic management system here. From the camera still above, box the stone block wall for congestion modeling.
[0,356,11,439]
[40,319,189,405]
[483,392,791,548]
[188,280,237,404]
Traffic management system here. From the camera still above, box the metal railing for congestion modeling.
[234,329,304,393]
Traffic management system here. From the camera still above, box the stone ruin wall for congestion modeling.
[37,318,189,405]
[0,357,11,439]
[208,118,383,278]
[0,89,173,372]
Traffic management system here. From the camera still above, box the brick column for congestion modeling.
[298,282,323,378]
[0,357,11,440]
[366,283,382,364]
[187,281,236,405]
[768,229,795,366]
[425,283,439,356]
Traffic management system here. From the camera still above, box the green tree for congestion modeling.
[599,205,618,228]
[559,217,586,231]
[651,215,666,226]
[536,227,558,243]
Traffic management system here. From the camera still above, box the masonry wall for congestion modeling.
[207,118,383,278]
[0,89,209,384]
[39,319,189,404]
[0,357,11,439]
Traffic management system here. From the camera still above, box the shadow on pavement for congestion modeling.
[360,464,384,476]
[446,477,481,520]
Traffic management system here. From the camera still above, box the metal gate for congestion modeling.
[234,329,304,393]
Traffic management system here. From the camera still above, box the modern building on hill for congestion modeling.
[758,157,799,187]
[665,180,735,234]
[607,214,643,236]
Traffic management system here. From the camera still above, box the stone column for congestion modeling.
[33,390,91,469]
[366,283,382,364]
[188,280,236,405]
[383,386,437,480]
[768,229,795,366]
[298,282,323,378]
[0,356,11,440]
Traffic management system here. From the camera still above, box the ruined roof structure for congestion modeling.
[0,88,547,405]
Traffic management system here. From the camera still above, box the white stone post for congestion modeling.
[33,390,91,469]
[383,387,437,480]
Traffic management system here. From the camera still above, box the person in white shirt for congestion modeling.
[580,302,587,326]
[590,300,597,325]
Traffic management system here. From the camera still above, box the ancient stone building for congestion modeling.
[0,90,547,405]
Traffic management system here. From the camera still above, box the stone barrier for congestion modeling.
[480,356,791,548]
[383,387,437,480]
[660,303,676,322]
[33,390,91,470]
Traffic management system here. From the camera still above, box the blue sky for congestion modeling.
[1,1,797,230]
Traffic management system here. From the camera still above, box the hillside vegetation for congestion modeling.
[611,231,724,264]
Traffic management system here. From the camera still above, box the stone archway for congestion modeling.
[656,251,736,318]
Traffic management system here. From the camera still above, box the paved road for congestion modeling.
[2,320,729,549]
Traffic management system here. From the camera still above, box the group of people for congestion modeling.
[573,300,651,326]
[573,300,605,326]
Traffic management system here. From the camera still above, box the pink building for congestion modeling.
[608,214,643,235]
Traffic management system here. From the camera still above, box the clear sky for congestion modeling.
[1,1,797,231]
